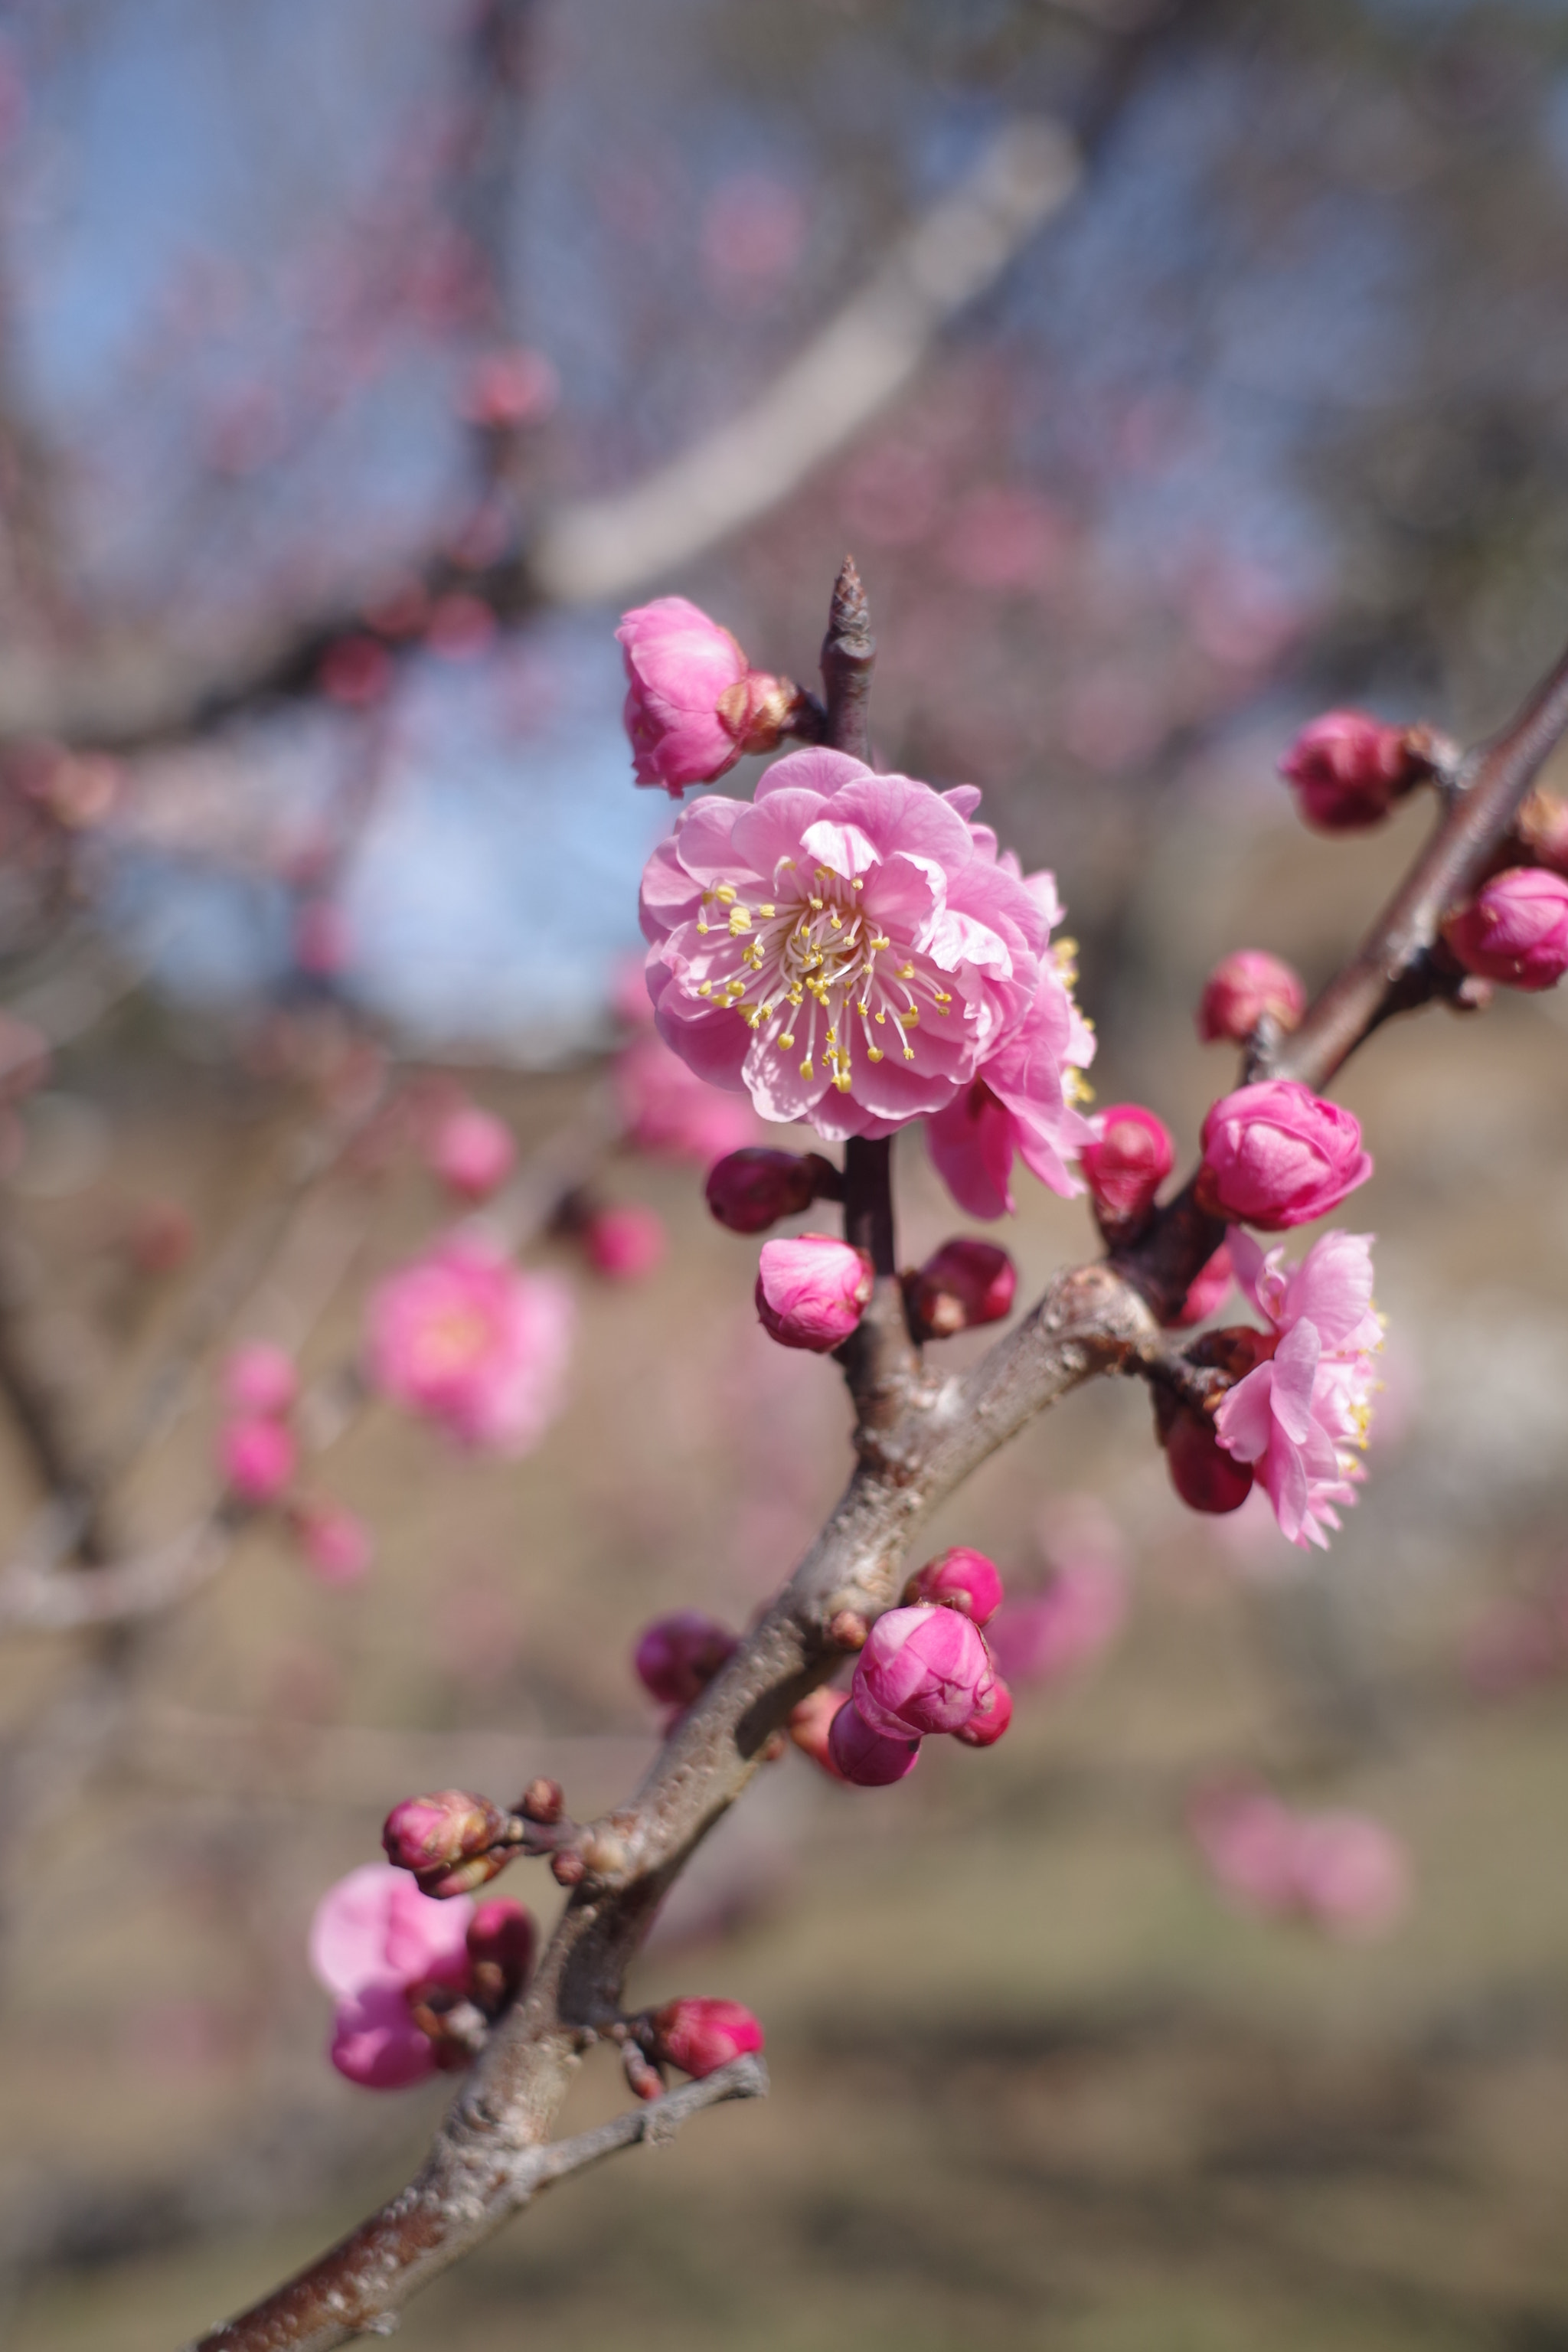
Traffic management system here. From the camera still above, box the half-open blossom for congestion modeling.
[1190,1785,1409,1937]
[427,1105,516,1203]
[986,1555,1127,1685]
[1279,710,1421,831]
[583,1203,667,1280]
[704,1147,835,1233]
[1197,950,1307,1044]
[310,1863,474,2089]
[616,1030,759,1162]
[852,1604,991,1737]
[634,1611,739,1707]
[1165,1240,1233,1328]
[904,1239,1015,1338]
[902,1547,1004,1626]
[826,1697,921,1785]
[1213,1228,1381,1550]
[1080,1103,1173,1231]
[953,1676,1013,1746]
[641,750,1067,1142]
[1442,867,1568,992]
[648,1996,765,2077]
[619,597,799,795]
[222,1342,298,1420]
[1198,1080,1372,1230]
[756,1233,872,1351]
[219,1416,296,1504]
[365,1233,573,1455]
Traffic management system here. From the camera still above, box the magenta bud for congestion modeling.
[1163,1241,1233,1330]
[1197,1080,1372,1230]
[755,1233,873,1352]
[222,1342,299,1420]
[1279,709,1424,832]
[787,1687,851,1778]
[466,1897,536,2016]
[1080,1105,1174,1233]
[902,1547,1004,1627]
[1164,1411,1255,1515]
[383,1790,511,1883]
[1442,867,1568,993]
[704,1148,835,1234]
[428,1104,516,1203]
[583,1202,667,1280]
[906,1239,1016,1338]
[1197,950,1307,1045]
[826,1697,922,1785]
[852,1604,991,1738]
[633,1610,739,1708]
[954,1674,1014,1747]
[648,1995,766,2078]
[219,1416,296,1504]
[618,596,800,795]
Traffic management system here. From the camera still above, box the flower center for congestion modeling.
[691,861,952,1092]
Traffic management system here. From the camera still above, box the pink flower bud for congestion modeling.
[1197,1080,1372,1230]
[617,597,799,795]
[296,1501,374,1585]
[902,1547,1004,1627]
[1080,1105,1174,1232]
[319,633,394,707]
[648,1996,765,2079]
[382,1790,511,1887]
[905,1239,1016,1338]
[465,1897,536,2014]
[826,1697,921,1785]
[787,1686,851,1778]
[222,1342,298,1420]
[1197,950,1307,1044]
[1279,710,1420,832]
[704,1148,834,1234]
[1163,1240,1233,1329]
[1164,1410,1254,1514]
[219,1416,296,1504]
[1442,866,1568,992]
[852,1604,991,1738]
[755,1233,873,1352]
[583,1202,667,1280]
[633,1610,739,1707]
[1518,787,1568,875]
[953,1675,1013,1747]
[427,1105,516,1203]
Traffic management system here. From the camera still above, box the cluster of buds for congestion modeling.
[789,1550,1013,1787]
[704,1147,842,1233]
[618,597,814,795]
[382,1775,580,1895]
[616,1996,766,2102]
[1279,709,1437,833]
[217,1340,373,1581]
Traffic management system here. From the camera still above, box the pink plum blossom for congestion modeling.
[1190,1785,1410,1937]
[309,1863,474,2089]
[219,1416,296,1504]
[583,1203,667,1280]
[1442,867,1568,991]
[364,1233,573,1455]
[1198,1080,1372,1230]
[1213,1228,1382,1550]
[640,750,1080,1143]
[648,1996,765,2078]
[222,1342,298,1420]
[852,1603,991,1737]
[986,1556,1127,1687]
[755,1233,872,1351]
[1197,950,1307,1044]
[618,597,796,795]
[427,1105,517,1203]
[616,1031,759,1161]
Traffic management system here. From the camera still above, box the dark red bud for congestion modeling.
[518,1777,564,1824]
[904,1238,1016,1338]
[466,1897,536,2017]
[1162,1410,1254,1515]
[704,1148,841,1234]
[633,1611,740,1707]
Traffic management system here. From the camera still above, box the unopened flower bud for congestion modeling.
[902,1547,1004,1627]
[1162,1408,1255,1514]
[618,597,803,795]
[826,1697,921,1785]
[1279,710,1424,832]
[704,1148,838,1234]
[519,1777,564,1824]
[905,1239,1016,1338]
[427,1104,516,1204]
[756,1233,873,1351]
[647,1996,765,2079]
[1442,866,1568,993]
[295,1501,374,1585]
[219,1416,296,1504]
[1517,787,1568,875]
[1197,1080,1371,1230]
[1080,1105,1174,1233]
[633,1610,739,1707]
[1197,950,1307,1045]
[1163,1240,1233,1329]
[383,1790,511,1886]
[583,1202,667,1280]
[550,1848,586,1887]
[953,1675,1014,1747]
[787,1687,851,1778]
[852,1603,991,1738]
[827,1609,868,1651]
[465,1897,536,2015]
[222,1342,298,1420]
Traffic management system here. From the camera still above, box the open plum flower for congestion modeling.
[311,1864,474,2090]
[1213,1227,1382,1550]
[639,749,1079,1142]
[365,1232,573,1456]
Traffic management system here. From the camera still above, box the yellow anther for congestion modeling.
[728,908,751,935]
[874,1010,887,1024]
[825,1028,837,1046]
[870,933,890,951]
[899,962,915,979]
[829,911,842,929]
[815,865,831,880]
[714,884,737,904]
[779,1031,795,1050]
[696,918,709,933]
[1064,1070,1095,1106]
[867,1046,884,1062]
[799,1057,814,1079]
[833,1070,853,1092]
[808,895,824,910]
[851,877,864,890]
[903,1045,915,1060]
[758,903,776,918]
[898,1009,920,1028]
